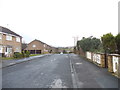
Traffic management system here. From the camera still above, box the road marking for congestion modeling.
[76,63,82,65]
[50,78,67,88]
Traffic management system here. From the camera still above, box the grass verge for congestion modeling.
[29,54,41,57]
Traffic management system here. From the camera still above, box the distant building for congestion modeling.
[24,39,56,54]
[56,47,74,53]
[0,26,22,57]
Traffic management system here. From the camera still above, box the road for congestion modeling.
[2,54,119,88]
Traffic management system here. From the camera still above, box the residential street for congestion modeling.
[2,54,119,88]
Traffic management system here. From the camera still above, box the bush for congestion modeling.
[25,51,30,57]
[13,52,23,58]
[13,51,30,58]
[115,33,120,54]
[101,33,116,53]
[22,51,25,58]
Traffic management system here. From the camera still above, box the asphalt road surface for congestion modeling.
[2,54,119,88]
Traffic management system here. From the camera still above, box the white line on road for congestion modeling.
[75,63,82,65]
[50,78,67,88]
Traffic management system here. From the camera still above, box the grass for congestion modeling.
[29,54,41,57]
[0,57,16,60]
[1,54,42,60]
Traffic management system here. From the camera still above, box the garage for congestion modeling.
[29,50,41,54]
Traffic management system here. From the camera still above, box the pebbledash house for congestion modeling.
[0,26,22,57]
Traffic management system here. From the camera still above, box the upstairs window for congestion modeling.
[44,44,46,47]
[16,37,20,42]
[6,35,12,41]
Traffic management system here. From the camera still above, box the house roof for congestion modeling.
[0,26,22,38]
[29,39,52,47]
[32,39,48,45]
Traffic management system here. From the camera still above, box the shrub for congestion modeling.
[22,51,25,58]
[101,33,116,53]
[25,51,30,57]
[13,52,23,58]
[13,51,30,58]
[115,33,120,54]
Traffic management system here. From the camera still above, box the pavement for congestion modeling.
[2,54,119,88]
[1,54,51,68]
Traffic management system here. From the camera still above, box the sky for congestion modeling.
[0,0,119,47]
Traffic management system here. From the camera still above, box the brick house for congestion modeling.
[0,26,22,57]
[24,39,54,54]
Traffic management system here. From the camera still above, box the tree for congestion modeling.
[101,33,116,53]
[77,36,101,52]
[115,33,120,54]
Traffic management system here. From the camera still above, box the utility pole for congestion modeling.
[72,36,79,46]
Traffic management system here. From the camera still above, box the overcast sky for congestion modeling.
[0,0,119,47]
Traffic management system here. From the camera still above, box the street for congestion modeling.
[2,54,119,88]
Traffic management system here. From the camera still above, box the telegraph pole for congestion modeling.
[72,36,79,46]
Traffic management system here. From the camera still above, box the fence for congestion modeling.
[85,51,120,78]
[86,52,105,68]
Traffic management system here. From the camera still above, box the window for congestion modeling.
[7,48,12,53]
[44,44,46,47]
[16,37,20,42]
[6,35,12,41]
[33,45,36,48]
[0,34,2,40]
[15,47,21,52]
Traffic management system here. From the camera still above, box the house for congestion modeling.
[24,39,54,54]
[0,26,22,57]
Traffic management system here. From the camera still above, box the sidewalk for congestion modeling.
[1,54,52,68]
[70,54,118,88]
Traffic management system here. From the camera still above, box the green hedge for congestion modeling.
[13,51,30,58]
